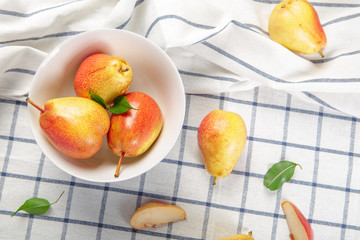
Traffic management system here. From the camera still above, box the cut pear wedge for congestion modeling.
[282,201,314,240]
[130,202,186,230]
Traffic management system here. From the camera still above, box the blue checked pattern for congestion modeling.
[2,88,360,239]
[1,0,360,239]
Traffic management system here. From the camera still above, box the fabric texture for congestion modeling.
[1,0,360,239]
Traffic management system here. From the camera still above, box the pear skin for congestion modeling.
[107,91,163,177]
[74,53,133,105]
[197,110,247,184]
[269,0,327,57]
[27,97,110,159]
[217,232,254,240]
[282,201,314,240]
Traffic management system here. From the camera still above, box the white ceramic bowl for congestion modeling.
[28,29,185,182]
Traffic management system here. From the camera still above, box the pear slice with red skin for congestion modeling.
[282,201,314,240]
[130,202,186,230]
[217,231,254,240]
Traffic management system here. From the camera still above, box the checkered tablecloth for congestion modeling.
[1,0,360,239]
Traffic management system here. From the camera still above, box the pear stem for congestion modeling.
[26,98,45,113]
[319,50,324,58]
[213,176,217,185]
[114,152,125,178]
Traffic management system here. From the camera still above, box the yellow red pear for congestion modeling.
[268,0,327,57]
[197,110,247,184]
[107,91,163,178]
[74,53,132,105]
[26,97,110,159]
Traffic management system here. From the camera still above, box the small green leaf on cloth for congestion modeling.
[263,161,302,191]
[11,191,65,217]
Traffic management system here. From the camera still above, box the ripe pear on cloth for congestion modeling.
[268,0,327,57]
[197,110,247,185]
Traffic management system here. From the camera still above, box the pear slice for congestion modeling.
[130,202,186,230]
[282,201,314,240]
[217,231,254,240]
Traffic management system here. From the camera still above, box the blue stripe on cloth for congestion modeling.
[191,93,354,121]
[116,0,145,30]
[2,130,360,162]
[312,50,360,64]
[0,101,21,203]
[3,210,201,240]
[165,94,191,237]
[178,69,239,83]
[4,68,36,75]
[25,153,46,240]
[191,20,261,46]
[131,173,147,240]
[145,15,214,38]
[0,135,36,144]
[4,153,350,196]
[271,93,292,240]
[237,87,259,233]
[0,31,82,45]
[0,98,27,106]
[2,168,360,229]
[252,0,360,7]
[201,177,215,239]
[302,92,340,113]
[61,176,76,240]
[323,12,360,27]
[4,205,360,237]
[308,107,324,223]
[202,41,360,84]
[340,118,356,239]
[0,0,82,18]
[96,183,110,240]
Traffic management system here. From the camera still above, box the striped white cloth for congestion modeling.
[1,0,360,117]
[1,0,360,239]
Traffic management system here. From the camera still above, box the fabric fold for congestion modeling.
[1,0,360,117]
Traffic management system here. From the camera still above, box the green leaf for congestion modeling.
[109,95,137,114]
[12,191,64,217]
[11,198,50,216]
[263,161,302,191]
[89,89,108,110]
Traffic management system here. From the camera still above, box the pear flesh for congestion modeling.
[197,110,247,184]
[268,0,327,57]
[27,97,110,159]
[130,202,186,230]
